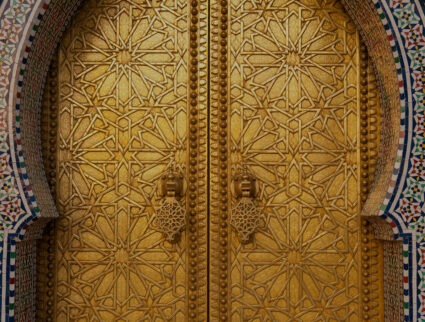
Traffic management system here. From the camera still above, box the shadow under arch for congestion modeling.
[9,0,405,319]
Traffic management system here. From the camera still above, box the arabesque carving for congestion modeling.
[227,0,384,320]
[52,0,190,320]
[38,0,384,320]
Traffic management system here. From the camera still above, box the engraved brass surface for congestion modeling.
[54,1,191,320]
[38,0,384,321]
[226,0,382,320]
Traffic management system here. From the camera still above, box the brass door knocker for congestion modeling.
[231,168,263,243]
[155,169,186,242]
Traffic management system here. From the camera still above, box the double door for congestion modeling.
[38,0,383,320]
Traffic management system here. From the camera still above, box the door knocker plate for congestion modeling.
[231,169,263,243]
[155,169,186,242]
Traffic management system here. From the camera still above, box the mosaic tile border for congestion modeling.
[13,2,48,238]
[0,0,46,320]
[0,0,38,239]
[375,0,425,320]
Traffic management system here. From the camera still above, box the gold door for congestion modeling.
[37,0,383,321]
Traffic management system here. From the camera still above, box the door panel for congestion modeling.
[54,1,193,320]
[228,1,362,320]
[37,0,384,321]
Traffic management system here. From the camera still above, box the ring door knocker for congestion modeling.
[231,169,263,243]
[156,169,186,242]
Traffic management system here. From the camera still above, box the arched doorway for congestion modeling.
[36,0,385,320]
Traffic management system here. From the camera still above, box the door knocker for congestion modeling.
[155,168,186,242]
[231,168,263,243]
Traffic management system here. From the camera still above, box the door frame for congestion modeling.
[0,0,414,320]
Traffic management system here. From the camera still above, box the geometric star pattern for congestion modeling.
[55,1,187,320]
[229,1,362,320]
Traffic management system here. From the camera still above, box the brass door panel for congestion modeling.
[43,1,205,320]
[38,0,383,321]
[225,1,371,320]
